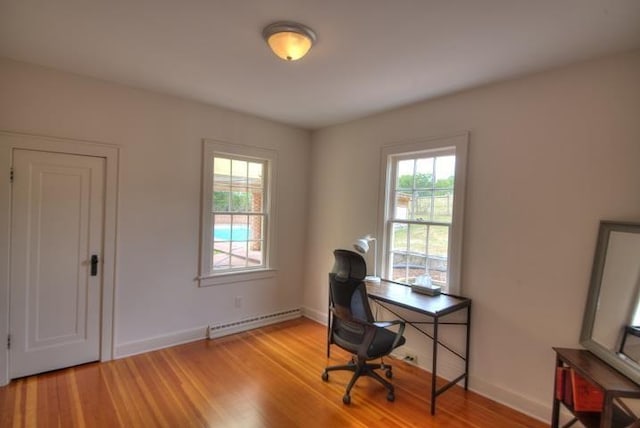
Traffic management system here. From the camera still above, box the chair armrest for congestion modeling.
[373,320,404,328]
[331,307,385,358]
[374,319,406,354]
[330,308,406,358]
[383,320,406,350]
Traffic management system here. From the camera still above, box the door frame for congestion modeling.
[0,131,119,386]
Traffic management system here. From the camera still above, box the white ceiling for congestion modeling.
[1,1,639,130]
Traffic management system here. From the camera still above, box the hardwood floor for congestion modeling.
[0,318,547,427]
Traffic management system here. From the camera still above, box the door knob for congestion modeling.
[90,254,99,276]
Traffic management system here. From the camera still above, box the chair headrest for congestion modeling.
[332,249,367,281]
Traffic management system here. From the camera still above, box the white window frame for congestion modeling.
[377,133,468,295]
[198,140,277,287]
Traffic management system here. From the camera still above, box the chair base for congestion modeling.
[322,356,396,404]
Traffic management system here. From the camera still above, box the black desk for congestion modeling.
[365,281,472,415]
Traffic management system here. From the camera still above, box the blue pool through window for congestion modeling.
[213,224,250,241]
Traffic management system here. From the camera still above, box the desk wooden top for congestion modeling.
[366,281,470,318]
[553,348,640,396]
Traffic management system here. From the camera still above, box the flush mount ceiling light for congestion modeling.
[262,21,316,61]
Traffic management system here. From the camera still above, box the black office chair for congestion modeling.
[322,249,406,404]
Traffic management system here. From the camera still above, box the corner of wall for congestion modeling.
[302,306,328,326]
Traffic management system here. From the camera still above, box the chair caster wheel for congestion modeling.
[387,392,395,402]
[343,395,351,405]
[385,369,393,379]
[321,371,329,382]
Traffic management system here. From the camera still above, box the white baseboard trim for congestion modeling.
[115,310,304,358]
[301,305,327,325]
[468,374,550,424]
[114,326,207,359]
[208,309,301,339]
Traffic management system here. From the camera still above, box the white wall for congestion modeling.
[303,50,640,421]
[0,59,310,359]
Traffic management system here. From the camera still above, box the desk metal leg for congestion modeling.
[551,355,562,428]
[464,303,471,390]
[326,307,332,358]
[431,317,439,415]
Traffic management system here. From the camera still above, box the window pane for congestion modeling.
[211,212,265,270]
[213,186,230,212]
[229,242,248,268]
[213,157,232,212]
[434,155,455,223]
[391,223,408,252]
[414,158,434,189]
[212,214,231,241]
[213,157,231,178]
[396,159,414,190]
[408,224,427,254]
[247,241,263,267]
[248,162,264,189]
[429,225,449,258]
[231,159,248,188]
[231,215,249,241]
[394,192,411,220]
[413,190,433,221]
[247,190,264,214]
[433,192,453,223]
[428,225,449,285]
[247,214,264,241]
[435,155,455,182]
[406,253,427,283]
[230,191,250,212]
[391,252,408,283]
[213,241,231,270]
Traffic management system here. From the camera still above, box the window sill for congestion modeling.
[198,269,277,287]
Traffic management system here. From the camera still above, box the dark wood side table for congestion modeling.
[552,348,640,428]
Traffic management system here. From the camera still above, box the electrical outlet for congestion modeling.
[403,353,418,364]
[234,296,242,308]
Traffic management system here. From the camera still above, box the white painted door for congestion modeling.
[9,149,105,378]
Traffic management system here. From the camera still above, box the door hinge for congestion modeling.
[9,167,14,183]
[7,334,10,350]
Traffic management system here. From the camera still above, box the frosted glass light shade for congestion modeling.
[263,22,316,61]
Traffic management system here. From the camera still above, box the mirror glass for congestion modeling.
[581,221,640,384]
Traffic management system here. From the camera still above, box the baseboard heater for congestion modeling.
[208,308,301,339]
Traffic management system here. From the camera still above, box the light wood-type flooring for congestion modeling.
[0,318,547,427]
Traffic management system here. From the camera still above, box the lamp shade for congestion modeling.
[352,235,380,282]
[263,22,316,61]
[353,238,370,254]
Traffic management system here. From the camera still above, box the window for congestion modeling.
[199,140,276,286]
[379,134,468,294]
